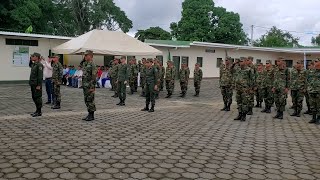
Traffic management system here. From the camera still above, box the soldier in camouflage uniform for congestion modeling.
[290,60,306,117]
[133,59,138,92]
[234,58,254,121]
[193,63,203,97]
[307,59,320,124]
[272,58,290,120]
[304,62,314,115]
[153,59,161,99]
[29,52,44,117]
[261,60,274,113]
[219,57,233,111]
[247,56,256,115]
[165,61,175,98]
[160,64,165,91]
[80,50,97,121]
[141,59,160,112]
[111,59,119,97]
[140,58,147,97]
[51,55,63,110]
[179,63,189,98]
[254,63,264,108]
[117,56,129,106]
[128,59,138,95]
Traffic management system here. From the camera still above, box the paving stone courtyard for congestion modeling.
[0,79,319,180]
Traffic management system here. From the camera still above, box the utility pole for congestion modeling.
[250,25,254,46]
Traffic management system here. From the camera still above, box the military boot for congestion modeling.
[309,113,317,124]
[141,103,149,111]
[274,111,280,119]
[116,100,122,106]
[304,109,311,115]
[32,108,42,117]
[241,112,246,121]
[221,102,227,111]
[247,108,253,115]
[120,100,126,106]
[82,112,89,120]
[290,109,298,117]
[277,111,283,120]
[225,103,231,111]
[52,102,61,109]
[148,105,155,112]
[165,93,172,98]
[261,105,267,113]
[316,115,320,125]
[234,112,242,121]
[296,110,301,117]
[265,106,271,113]
[180,93,186,98]
[255,102,260,108]
[86,112,94,121]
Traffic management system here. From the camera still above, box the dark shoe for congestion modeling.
[221,104,227,111]
[290,111,297,117]
[180,93,186,98]
[265,108,271,113]
[141,107,149,111]
[51,105,61,110]
[116,101,122,105]
[316,116,320,125]
[148,106,154,112]
[111,95,116,98]
[120,101,126,106]
[86,112,94,121]
[241,113,246,121]
[296,111,301,117]
[247,108,253,115]
[255,103,260,108]
[304,110,311,115]
[45,101,51,105]
[309,113,317,124]
[225,106,230,111]
[277,112,283,119]
[165,94,172,98]
[261,108,267,113]
[234,113,242,120]
[82,114,89,120]
[274,111,280,119]
[31,112,42,117]
[30,111,37,116]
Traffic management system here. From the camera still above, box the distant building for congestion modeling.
[1,31,319,82]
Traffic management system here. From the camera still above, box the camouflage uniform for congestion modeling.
[111,64,119,97]
[193,68,203,96]
[247,64,256,114]
[261,65,274,113]
[144,66,159,111]
[29,60,43,115]
[154,64,161,99]
[219,63,233,111]
[140,64,146,96]
[290,66,306,116]
[160,66,165,91]
[307,65,320,124]
[52,61,63,107]
[179,67,189,97]
[165,63,175,98]
[234,65,254,121]
[304,68,312,114]
[82,60,97,113]
[117,63,129,104]
[129,64,138,94]
[186,67,190,91]
[273,66,289,119]
[255,68,264,107]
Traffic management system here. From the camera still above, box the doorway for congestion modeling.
[173,56,180,79]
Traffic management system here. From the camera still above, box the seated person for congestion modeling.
[100,67,110,88]
[62,65,69,85]
[72,66,83,88]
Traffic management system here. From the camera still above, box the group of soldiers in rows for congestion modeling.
[220,56,320,124]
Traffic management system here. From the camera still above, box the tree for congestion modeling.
[170,0,248,45]
[254,26,299,47]
[0,0,133,36]
[311,34,320,46]
[134,27,171,42]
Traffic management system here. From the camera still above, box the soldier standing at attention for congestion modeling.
[247,56,256,115]
[160,63,165,91]
[304,62,314,115]
[111,59,119,98]
[165,61,175,98]
[234,58,253,121]
[140,58,147,97]
[51,55,63,110]
[117,56,129,106]
[133,59,138,92]
[141,59,159,112]
[179,63,188,98]
[153,59,161,99]
[254,63,264,108]
[307,59,320,124]
[261,60,274,113]
[128,59,138,95]
[80,50,97,121]
[193,63,203,97]
[272,58,290,120]
[29,52,44,117]
[290,60,306,117]
[219,57,233,111]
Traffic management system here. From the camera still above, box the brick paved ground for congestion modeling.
[0,79,319,180]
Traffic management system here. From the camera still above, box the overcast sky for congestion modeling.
[114,0,320,46]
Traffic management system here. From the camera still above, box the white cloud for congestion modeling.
[115,0,320,46]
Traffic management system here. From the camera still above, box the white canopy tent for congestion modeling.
[52,29,162,56]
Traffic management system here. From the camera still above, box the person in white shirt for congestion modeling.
[100,66,110,88]
[72,66,83,88]
[41,56,53,104]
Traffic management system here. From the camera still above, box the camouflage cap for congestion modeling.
[266,60,272,64]
[167,60,173,64]
[277,56,285,61]
[296,60,304,64]
[225,56,232,61]
[84,50,93,55]
[31,52,41,58]
[248,56,254,60]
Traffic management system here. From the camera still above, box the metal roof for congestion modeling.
[0,31,73,40]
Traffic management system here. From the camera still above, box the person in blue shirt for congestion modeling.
[67,66,76,86]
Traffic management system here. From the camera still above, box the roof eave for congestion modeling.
[147,43,190,48]
[0,31,73,40]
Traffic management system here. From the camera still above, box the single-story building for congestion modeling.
[1,31,320,82]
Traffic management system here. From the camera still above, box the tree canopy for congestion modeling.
[170,0,248,45]
[134,27,171,42]
[254,26,299,47]
[0,0,133,36]
[311,34,320,46]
